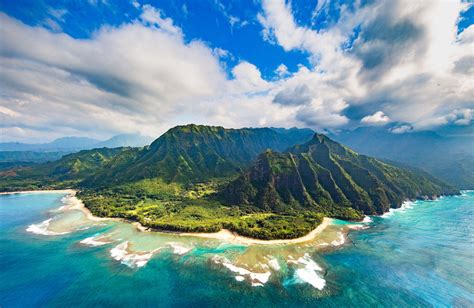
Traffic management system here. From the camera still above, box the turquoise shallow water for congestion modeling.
[0,191,473,307]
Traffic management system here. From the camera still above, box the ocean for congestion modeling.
[0,191,473,307]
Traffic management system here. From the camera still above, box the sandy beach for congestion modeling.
[63,194,111,222]
[179,218,333,245]
[1,189,333,245]
[0,189,110,222]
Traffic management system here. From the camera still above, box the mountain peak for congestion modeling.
[222,133,456,217]
[166,124,227,134]
[87,125,315,186]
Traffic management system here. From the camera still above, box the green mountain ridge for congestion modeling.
[222,134,456,218]
[0,124,459,240]
[0,147,134,191]
[84,124,315,187]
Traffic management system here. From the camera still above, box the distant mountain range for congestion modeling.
[0,134,153,152]
[0,134,154,168]
[1,125,457,239]
[328,126,474,189]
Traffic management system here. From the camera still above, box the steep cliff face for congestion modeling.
[224,150,313,212]
[85,124,314,186]
[222,134,457,217]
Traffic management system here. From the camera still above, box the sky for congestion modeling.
[0,0,473,142]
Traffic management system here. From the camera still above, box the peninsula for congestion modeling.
[0,125,457,240]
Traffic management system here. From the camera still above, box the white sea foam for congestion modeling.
[294,268,325,290]
[80,235,111,247]
[26,218,69,236]
[268,258,281,271]
[331,232,345,246]
[167,242,192,255]
[50,194,78,213]
[59,195,76,208]
[297,254,323,271]
[287,255,299,264]
[213,256,271,286]
[50,205,67,213]
[362,216,373,223]
[293,253,326,290]
[382,200,414,218]
[218,259,251,276]
[235,275,245,282]
[110,242,160,268]
[251,282,264,287]
[76,226,92,231]
[250,271,271,285]
[381,209,395,218]
[347,224,369,230]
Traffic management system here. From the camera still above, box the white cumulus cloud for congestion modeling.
[0,0,473,142]
[361,111,390,125]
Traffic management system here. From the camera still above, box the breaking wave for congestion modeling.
[167,242,192,255]
[382,200,414,218]
[362,216,373,223]
[26,218,69,236]
[291,253,326,290]
[110,242,161,268]
[267,257,281,271]
[331,232,345,246]
[212,255,272,287]
[80,235,112,247]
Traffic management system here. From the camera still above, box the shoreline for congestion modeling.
[1,189,334,245]
[178,218,333,245]
[0,189,111,222]
[62,192,112,222]
[0,189,76,195]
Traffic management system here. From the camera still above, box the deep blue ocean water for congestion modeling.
[0,192,473,307]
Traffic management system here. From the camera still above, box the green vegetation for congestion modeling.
[0,147,133,191]
[223,212,323,240]
[84,124,314,186]
[221,134,458,216]
[78,179,323,239]
[0,124,459,240]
